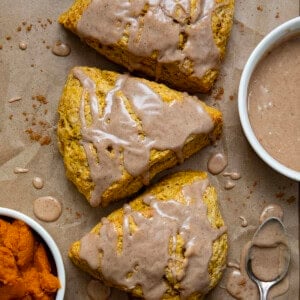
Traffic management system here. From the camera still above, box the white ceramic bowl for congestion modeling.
[238,16,300,181]
[0,207,66,299]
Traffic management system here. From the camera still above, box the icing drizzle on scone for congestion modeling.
[76,0,220,79]
[79,178,227,299]
[74,68,213,206]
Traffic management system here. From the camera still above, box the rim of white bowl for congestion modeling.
[238,16,300,182]
[0,207,66,300]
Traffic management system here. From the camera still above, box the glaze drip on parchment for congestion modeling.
[223,171,241,180]
[52,40,71,57]
[33,196,62,222]
[74,68,214,206]
[207,152,227,175]
[76,0,220,78]
[79,178,226,299]
[32,176,44,189]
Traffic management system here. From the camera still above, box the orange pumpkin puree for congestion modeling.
[0,218,60,300]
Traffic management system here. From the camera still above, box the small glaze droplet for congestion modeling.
[224,180,235,190]
[227,261,240,269]
[223,171,241,180]
[32,177,44,189]
[8,96,22,103]
[207,153,228,175]
[19,41,27,50]
[87,280,111,300]
[14,167,29,174]
[33,196,62,222]
[239,216,248,227]
[52,40,71,57]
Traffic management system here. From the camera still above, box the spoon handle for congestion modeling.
[257,281,274,300]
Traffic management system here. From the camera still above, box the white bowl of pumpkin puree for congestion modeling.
[0,207,66,300]
[239,16,300,181]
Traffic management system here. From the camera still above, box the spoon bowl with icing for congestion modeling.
[246,217,291,300]
[238,17,300,181]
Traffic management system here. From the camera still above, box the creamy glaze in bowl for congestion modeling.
[238,17,300,181]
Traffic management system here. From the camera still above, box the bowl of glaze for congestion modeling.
[0,207,66,299]
[238,16,300,181]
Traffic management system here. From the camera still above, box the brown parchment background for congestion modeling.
[0,1,299,299]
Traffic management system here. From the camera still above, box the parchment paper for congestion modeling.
[0,1,299,299]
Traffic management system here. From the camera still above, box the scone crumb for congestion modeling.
[26,128,41,141]
[22,95,52,145]
[75,211,83,219]
[213,87,224,100]
[238,278,247,286]
[39,135,52,145]
[31,94,48,104]
[286,196,296,204]
[25,128,51,146]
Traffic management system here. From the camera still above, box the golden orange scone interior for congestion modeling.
[59,0,234,93]
[69,171,228,299]
[57,67,222,207]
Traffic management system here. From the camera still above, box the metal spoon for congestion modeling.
[245,217,291,300]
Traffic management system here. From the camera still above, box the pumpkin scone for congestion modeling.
[59,0,234,93]
[69,171,227,299]
[57,67,222,207]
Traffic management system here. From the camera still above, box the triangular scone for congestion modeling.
[58,67,222,207]
[69,171,228,299]
[59,0,234,93]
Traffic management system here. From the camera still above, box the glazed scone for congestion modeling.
[69,171,228,299]
[59,0,234,93]
[58,67,222,207]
